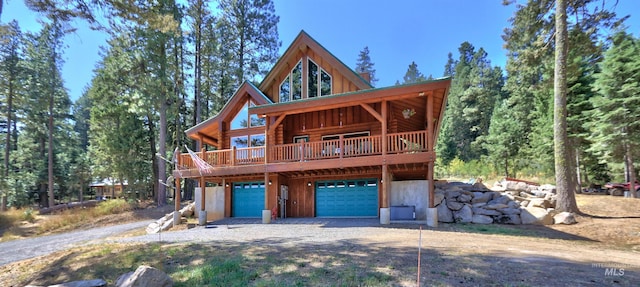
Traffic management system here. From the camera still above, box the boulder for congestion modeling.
[472,192,493,204]
[472,182,490,191]
[116,265,173,287]
[505,180,519,191]
[453,204,473,223]
[446,200,464,211]
[484,203,509,210]
[472,206,502,216]
[520,200,530,207]
[520,207,554,225]
[494,214,522,225]
[434,191,445,206]
[490,185,507,192]
[487,195,510,205]
[515,181,529,192]
[527,198,551,209]
[458,194,473,203]
[539,184,557,194]
[472,214,493,224]
[553,212,577,225]
[437,199,454,223]
[507,200,520,209]
[146,222,160,234]
[499,207,521,215]
[445,190,461,200]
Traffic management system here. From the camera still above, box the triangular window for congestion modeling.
[231,100,265,130]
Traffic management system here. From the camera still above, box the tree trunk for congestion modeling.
[553,0,579,213]
[1,70,13,212]
[147,113,158,201]
[575,147,582,193]
[48,76,55,209]
[625,142,637,198]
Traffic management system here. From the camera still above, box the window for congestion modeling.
[279,58,332,102]
[231,100,264,130]
[308,59,332,98]
[231,136,248,148]
[279,60,302,102]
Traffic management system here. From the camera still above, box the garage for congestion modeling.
[232,181,265,217]
[315,179,378,217]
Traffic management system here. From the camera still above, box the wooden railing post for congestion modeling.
[339,135,344,159]
[231,146,236,166]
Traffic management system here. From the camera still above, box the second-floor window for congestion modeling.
[308,59,332,98]
[231,100,265,130]
[279,58,332,102]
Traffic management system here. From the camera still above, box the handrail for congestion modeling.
[177,131,427,170]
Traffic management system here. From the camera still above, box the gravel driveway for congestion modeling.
[115,218,389,245]
[0,220,153,266]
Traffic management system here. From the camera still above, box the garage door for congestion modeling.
[315,179,378,217]
[232,182,265,217]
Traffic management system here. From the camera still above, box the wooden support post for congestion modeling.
[382,164,389,208]
[200,176,205,211]
[426,93,435,208]
[174,177,181,212]
[381,100,388,155]
[264,172,270,210]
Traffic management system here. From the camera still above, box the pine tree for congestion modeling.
[590,31,640,197]
[218,0,280,83]
[400,61,426,84]
[0,21,24,210]
[355,46,378,86]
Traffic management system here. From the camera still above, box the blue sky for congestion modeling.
[3,0,639,101]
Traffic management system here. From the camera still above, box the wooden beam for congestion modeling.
[360,103,383,123]
[196,132,218,146]
[268,114,287,134]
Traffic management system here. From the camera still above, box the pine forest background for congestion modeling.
[0,0,638,209]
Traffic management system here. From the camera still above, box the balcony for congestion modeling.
[176,130,429,178]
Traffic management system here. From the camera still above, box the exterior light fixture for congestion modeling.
[225,183,229,187]
[268,180,272,185]
[307,182,312,187]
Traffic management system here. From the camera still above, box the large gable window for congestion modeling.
[279,60,302,102]
[279,58,332,102]
[308,59,332,98]
[231,100,265,130]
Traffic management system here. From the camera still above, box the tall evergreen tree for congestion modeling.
[218,0,280,83]
[590,31,640,197]
[437,42,503,164]
[355,46,378,86]
[0,21,24,210]
[400,61,426,84]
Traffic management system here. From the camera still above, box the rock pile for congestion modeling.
[434,179,577,225]
[146,202,195,234]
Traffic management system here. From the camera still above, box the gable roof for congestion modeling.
[186,81,272,145]
[259,30,373,92]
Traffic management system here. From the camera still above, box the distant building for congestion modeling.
[90,179,127,199]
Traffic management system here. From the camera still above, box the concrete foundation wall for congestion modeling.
[390,180,429,220]
[195,187,225,222]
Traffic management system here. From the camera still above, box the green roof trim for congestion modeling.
[186,81,272,135]
[250,76,451,111]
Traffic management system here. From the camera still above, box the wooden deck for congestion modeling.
[175,130,430,178]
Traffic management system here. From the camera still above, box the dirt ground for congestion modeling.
[1,194,639,286]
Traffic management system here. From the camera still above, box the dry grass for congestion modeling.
[1,199,136,241]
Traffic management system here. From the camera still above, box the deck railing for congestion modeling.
[178,131,427,170]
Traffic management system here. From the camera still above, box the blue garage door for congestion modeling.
[316,179,378,217]
[232,182,265,217]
